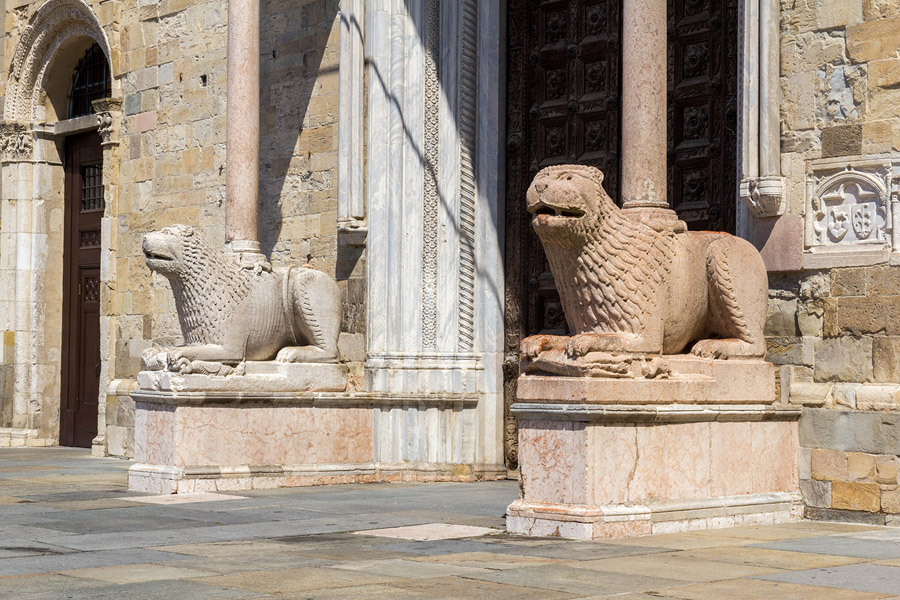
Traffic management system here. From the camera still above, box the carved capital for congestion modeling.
[0,121,33,161]
[740,176,786,219]
[92,97,122,146]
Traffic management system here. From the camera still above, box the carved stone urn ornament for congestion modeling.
[520,164,768,378]
[140,225,341,375]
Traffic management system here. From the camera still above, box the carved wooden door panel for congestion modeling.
[504,0,621,468]
[667,0,738,233]
[61,132,103,448]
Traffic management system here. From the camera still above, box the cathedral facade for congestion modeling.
[0,0,898,521]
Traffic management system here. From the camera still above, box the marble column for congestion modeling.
[620,0,671,215]
[225,0,263,258]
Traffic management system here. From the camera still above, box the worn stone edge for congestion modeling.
[511,402,802,423]
[128,462,508,483]
[131,390,479,407]
[506,492,802,524]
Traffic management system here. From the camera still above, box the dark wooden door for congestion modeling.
[61,132,103,448]
[503,0,737,468]
[504,0,622,468]
[668,0,738,232]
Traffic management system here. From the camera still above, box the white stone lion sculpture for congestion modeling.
[141,225,340,374]
[521,164,767,377]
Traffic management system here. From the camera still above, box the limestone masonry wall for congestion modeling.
[781,0,900,198]
[0,0,358,455]
[775,0,900,523]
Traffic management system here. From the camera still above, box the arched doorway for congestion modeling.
[0,0,120,450]
[60,44,110,447]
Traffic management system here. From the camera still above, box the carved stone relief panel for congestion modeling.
[805,157,895,255]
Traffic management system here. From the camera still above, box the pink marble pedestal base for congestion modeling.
[128,366,506,493]
[507,358,802,540]
[129,393,376,494]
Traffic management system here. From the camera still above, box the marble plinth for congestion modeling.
[137,362,348,393]
[129,365,506,493]
[507,357,802,540]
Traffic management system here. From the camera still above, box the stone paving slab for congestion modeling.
[0,548,190,577]
[756,563,900,595]
[2,447,900,599]
[657,578,887,599]
[23,579,259,600]
[755,535,900,559]
[355,522,498,540]
[674,545,867,570]
[462,563,686,596]
[575,553,783,582]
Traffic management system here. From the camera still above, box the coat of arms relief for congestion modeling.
[806,157,899,255]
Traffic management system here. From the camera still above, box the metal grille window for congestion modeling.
[68,44,111,119]
[81,164,104,211]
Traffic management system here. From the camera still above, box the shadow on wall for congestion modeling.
[258,0,340,268]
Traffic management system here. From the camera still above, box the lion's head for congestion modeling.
[142,224,203,279]
[526,165,614,243]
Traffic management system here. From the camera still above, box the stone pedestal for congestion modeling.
[129,363,505,493]
[507,358,802,540]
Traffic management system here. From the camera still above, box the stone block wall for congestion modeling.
[799,409,900,524]
[0,0,358,455]
[780,0,900,199]
[767,260,900,523]
[775,0,900,522]
[113,0,354,379]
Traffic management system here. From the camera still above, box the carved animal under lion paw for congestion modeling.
[520,164,767,375]
[141,225,341,373]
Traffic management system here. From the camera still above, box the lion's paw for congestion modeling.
[690,339,726,360]
[141,347,169,371]
[520,336,547,359]
[565,334,596,358]
[565,333,624,357]
[520,335,568,359]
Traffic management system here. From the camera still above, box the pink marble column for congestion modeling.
[620,0,670,213]
[226,0,261,253]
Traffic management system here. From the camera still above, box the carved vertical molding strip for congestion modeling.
[457,0,477,352]
[338,0,367,244]
[422,0,441,350]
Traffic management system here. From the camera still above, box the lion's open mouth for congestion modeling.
[144,250,173,262]
[532,206,585,218]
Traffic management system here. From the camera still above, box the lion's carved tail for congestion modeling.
[288,266,341,356]
[706,238,754,344]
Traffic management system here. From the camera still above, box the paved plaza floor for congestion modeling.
[1,448,900,598]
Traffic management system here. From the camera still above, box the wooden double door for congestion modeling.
[60,132,103,448]
[503,0,739,467]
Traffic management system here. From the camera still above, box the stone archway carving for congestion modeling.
[0,0,121,450]
[5,0,113,121]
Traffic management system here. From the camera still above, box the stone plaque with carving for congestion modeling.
[805,157,895,256]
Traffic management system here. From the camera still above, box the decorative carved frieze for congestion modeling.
[421,0,441,351]
[0,121,32,161]
[6,0,111,122]
[805,157,895,255]
[457,0,478,353]
[91,97,122,145]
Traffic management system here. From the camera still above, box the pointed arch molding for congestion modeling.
[6,0,112,121]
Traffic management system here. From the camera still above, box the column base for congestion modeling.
[0,428,54,447]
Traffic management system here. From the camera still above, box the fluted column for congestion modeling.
[620,0,671,215]
[226,0,263,259]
